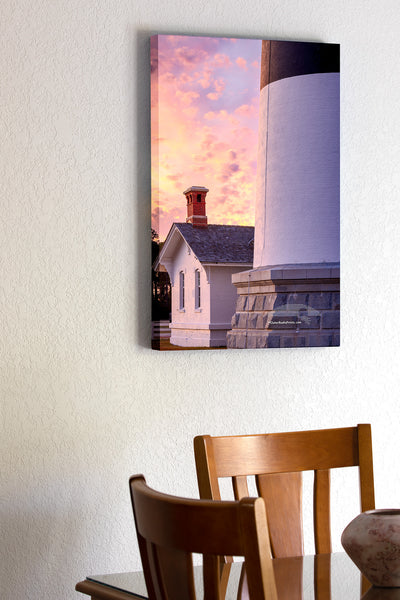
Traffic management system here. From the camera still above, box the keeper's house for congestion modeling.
[154,186,254,347]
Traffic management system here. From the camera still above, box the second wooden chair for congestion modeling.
[194,424,375,558]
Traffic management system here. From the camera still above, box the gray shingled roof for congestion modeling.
[174,223,254,264]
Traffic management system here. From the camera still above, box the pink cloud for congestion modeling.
[198,69,212,89]
[235,104,251,115]
[166,173,184,190]
[204,77,226,100]
[174,46,209,67]
[204,110,229,120]
[219,162,240,182]
[211,53,232,68]
[192,154,207,163]
[214,78,225,93]
[166,36,180,46]
[235,103,258,118]
[236,56,248,70]
[201,132,217,149]
[214,141,229,152]
[206,92,221,100]
[221,184,240,197]
[175,90,199,105]
[160,72,176,84]
[179,73,194,83]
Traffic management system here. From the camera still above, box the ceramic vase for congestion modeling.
[342,509,400,587]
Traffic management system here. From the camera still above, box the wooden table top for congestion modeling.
[76,552,400,599]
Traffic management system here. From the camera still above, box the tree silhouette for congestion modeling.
[151,229,171,321]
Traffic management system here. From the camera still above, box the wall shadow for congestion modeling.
[133,30,152,348]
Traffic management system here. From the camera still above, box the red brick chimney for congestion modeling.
[184,186,209,227]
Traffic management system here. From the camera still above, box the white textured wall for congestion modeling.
[1,2,400,600]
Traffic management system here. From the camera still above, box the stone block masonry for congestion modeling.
[227,264,340,349]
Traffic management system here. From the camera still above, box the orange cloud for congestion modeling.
[175,90,200,105]
[183,107,198,118]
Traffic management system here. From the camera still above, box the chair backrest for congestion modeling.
[194,424,375,558]
[129,475,277,600]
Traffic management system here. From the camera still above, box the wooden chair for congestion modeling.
[129,474,278,600]
[194,424,375,559]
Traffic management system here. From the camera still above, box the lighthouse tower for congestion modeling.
[227,40,340,349]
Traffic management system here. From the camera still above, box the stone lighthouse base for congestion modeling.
[227,264,340,349]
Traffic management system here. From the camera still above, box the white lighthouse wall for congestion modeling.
[254,72,340,267]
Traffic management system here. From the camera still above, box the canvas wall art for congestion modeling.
[151,35,340,350]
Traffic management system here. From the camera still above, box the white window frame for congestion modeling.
[195,269,201,309]
[179,271,185,310]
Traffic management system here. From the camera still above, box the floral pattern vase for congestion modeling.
[342,509,400,587]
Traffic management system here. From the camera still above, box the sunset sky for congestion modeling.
[151,35,262,240]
